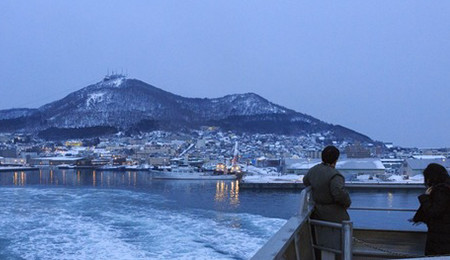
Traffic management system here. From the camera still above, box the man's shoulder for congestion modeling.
[309,163,323,170]
[311,164,343,179]
[330,170,346,183]
[306,163,322,175]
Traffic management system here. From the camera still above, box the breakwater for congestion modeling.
[239,182,425,190]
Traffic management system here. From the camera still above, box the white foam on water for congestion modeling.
[0,188,286,260]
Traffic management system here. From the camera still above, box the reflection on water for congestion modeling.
[12,172,28,186]
[1,169,146,188]
[1,169,242,209]
[214,180,240,206]
[215,181,226,202]
[387,192,393,208]
[0,169,425,230]
[230,180,239,206]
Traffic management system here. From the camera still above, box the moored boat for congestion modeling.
[151,165,236,180]
[57,164,76,169]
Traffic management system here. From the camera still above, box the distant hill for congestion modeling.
[0,75,373,142]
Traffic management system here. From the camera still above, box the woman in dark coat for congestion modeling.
[412,163,450,256]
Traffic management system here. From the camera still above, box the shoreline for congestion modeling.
[239,182,425,190]
[0,166,39,172]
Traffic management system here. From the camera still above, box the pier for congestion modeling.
[239,181,425,190]
[0,166,39,172]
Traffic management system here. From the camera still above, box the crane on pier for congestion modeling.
[229,141,242,175]
[214,141,243,176]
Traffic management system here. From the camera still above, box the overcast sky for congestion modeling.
[1,1,449,148]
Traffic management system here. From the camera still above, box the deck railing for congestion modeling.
[251,187,427,260]
[252,187,354,260]
[251,186,315,260]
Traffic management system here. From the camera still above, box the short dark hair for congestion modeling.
[423,163,449,187]
[322,146,340,164]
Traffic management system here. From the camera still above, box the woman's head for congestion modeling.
[423,163,449,187]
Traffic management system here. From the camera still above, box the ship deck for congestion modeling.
[251,187,437,260]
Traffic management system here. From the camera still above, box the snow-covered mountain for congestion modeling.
[0,75,372,142]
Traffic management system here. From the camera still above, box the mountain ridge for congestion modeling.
[0,75,374,143]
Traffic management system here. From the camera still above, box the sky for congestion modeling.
[0,1,449,148]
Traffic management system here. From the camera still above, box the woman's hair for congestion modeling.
[322,146,340,164]
[423,163,449,187]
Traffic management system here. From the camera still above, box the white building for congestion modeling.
[400,158,450,177]
[285,158,386,180]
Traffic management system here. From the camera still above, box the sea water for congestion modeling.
[0,169,425,259]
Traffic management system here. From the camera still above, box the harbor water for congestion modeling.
[0,169,425,260]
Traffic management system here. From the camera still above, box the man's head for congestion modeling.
[322,146,340,166]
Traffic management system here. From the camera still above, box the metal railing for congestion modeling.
[349,207,416,212]
[309,219,353,260]
[251,188,425,260]
[251,187,315,260]
[251,187,354,260]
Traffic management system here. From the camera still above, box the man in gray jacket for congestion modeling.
[303,145,351,223]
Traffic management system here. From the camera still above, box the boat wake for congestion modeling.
[0,187,285,260]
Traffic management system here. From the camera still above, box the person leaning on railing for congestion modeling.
[303,145,352,223]
[412,163,450,256]
[303,146,352,259]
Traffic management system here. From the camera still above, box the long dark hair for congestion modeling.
[423,163,449,187]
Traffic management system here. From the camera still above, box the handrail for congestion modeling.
[251,187,314,260]
[297,186,314,216]
[349,207,416,212]
[251,187,353,260]
[252,187,424,260]
[309,219,353,260]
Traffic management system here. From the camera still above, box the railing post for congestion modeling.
[342,221,353,260]
[298,187,312,216]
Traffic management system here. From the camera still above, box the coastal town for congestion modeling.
[1,129,449,184]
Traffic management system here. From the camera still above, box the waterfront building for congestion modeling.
[285,158,385,180]
[345,143,371,158]
[255,157,282,168]
[304,149,321,159]
[336,158,386,179]
[30,157,89,166]
[0,157,27,166]
[148,156,171,166]
[400,158,450,177]
[380,158,404,174]
[64,140,83,147]
[0,147,17,158]
[284,158,321,175]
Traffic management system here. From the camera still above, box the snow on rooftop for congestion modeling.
[355,174,381,182]
[409,174,424,181]
[287,158,385,170]
[406,158,450,169]
[34,157,85,161]
[412,155,446,160]
[336,159,385,170]
[242,174,303,183]
[289,159,321,169]
[388,175,404,182]
[245,166,279,176]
